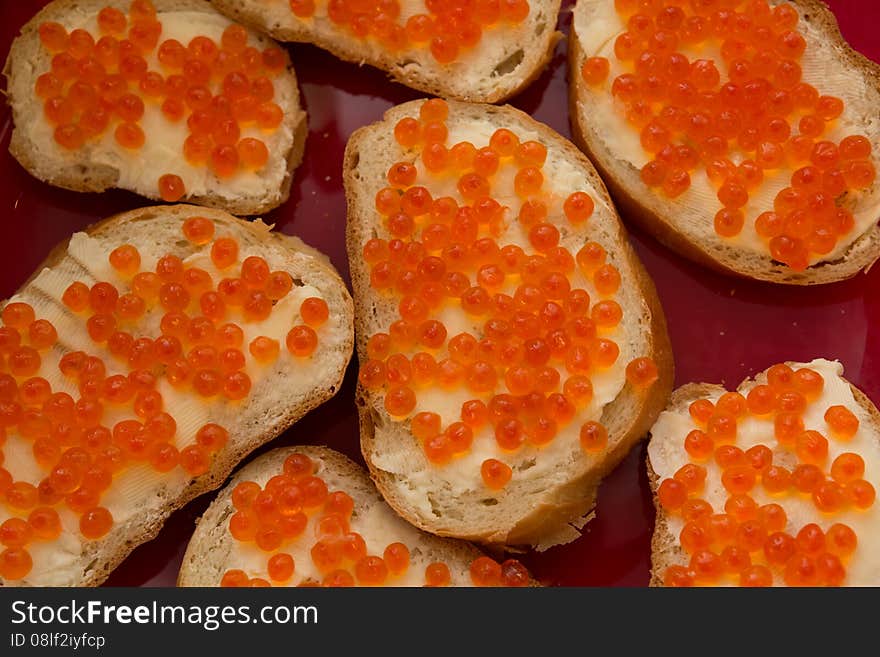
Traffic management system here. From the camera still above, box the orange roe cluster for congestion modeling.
[36,0,284,202]
[0,216,323,581]
[220,452,530,586]
[286,0,530,65]
[658,363,874,587]
[601,0,876,270]
[358,98,659,492]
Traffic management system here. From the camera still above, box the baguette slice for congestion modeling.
[345,99,673,547]
[569,0,880,284]
[0,204,353,586]
[211,0,562,103]
[648,358,880,587]
[4,0,307,215]
[179,445,535,586]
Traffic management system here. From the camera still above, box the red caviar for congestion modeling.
[36,7,286,199]
[662,360,877,587]
[602,0,874,269]
[222,453,530,586]
[360,101,646,491]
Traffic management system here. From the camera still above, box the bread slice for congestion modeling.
[345,99,673,547]
[179,445,534,586]
[648,358,880,586]
[569,0,880,284]
[0,204,353,586]
[4,0,307,215]
[211,0,562,103]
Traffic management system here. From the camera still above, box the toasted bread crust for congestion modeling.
[0,204,353,587]
[211,0,563,103]
[568,0,880,285]
[345,99,674,547]
[4,0,307,215]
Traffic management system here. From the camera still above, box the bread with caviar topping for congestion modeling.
[211,0,562,103]
[0,204,352,586]
[179,445,538,586]
[648,358,880,586]
[345,99,673,547]
[569,0,880,285]
[4,0,307,215]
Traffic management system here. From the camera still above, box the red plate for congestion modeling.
[0,0,877,587]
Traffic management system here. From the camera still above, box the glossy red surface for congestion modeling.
[0,0,877,587]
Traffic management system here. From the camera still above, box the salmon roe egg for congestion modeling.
[355,556,388,586]
[424,562,451,586]
[3,302,36,329]
[481,458,512,489]
[847,479,875,509]
[581,57,610,86]
[663,565,694,587]
[286,325,318,357]
[0,548,32,580]
[267,553,295,582]
[559,192,595,226]
[740,565,773,587]
[658,478,687,510]
[470,556,502,586]
[220,569,248,587]
[249,336,280,363]
[211,238,239,269]
[28,320,57,350]
[39,22,69,52]
[383,542,410,575]
[795,430,828,465]
[824,405,859,439]
[109,244,141,275]
[238,138,269,169]
[158,174,185,202]
[394,117,420,147]
[182,216,215,245]
[300,298,329,327]
[746,385,777,415]
[28,507,62,540]
[684,429,714,460]
[80,507,113,539]
[792,463,823,493]
[826,523,857,557]
[626,357,659,388]
[793,368,824,399]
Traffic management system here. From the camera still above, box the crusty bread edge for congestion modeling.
[646,369,880,586]
[344,99,674,547]
[211,0,563,103]
[568,0,880,286]
[3,204,353,587]
[3,0,307,216]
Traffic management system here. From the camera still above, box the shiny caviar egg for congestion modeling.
[626,357,659,388]
[158,174,185,202]
[384,542,410,575]
[211,238,239,269]
[80,507,113,539]
[183,216,215,244]
[825,405,859,438]
[470,556,502,586]
[0,548,32,580]
[581,57,610,85]
[300,297,329,327]
[424,562,451,586]
[481,458,512,489]
[287,326,318,357]
[267,553,295,582]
